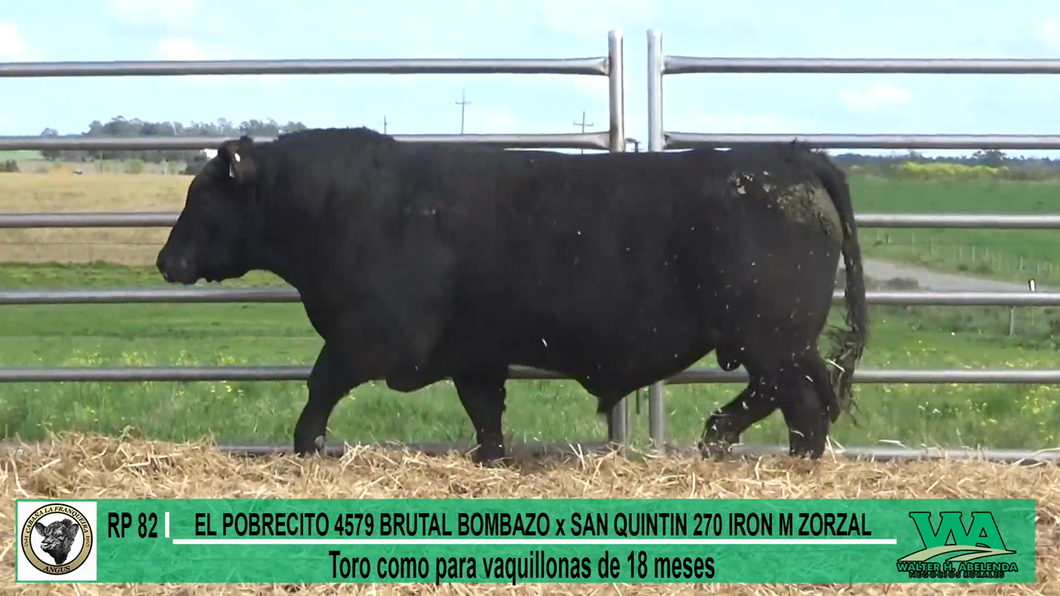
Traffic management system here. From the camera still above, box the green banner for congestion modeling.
[15,498,1035,584]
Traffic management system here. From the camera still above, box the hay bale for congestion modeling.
[1,433,1056,594]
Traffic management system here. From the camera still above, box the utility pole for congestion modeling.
[454,89,471,134]
[573,110,594,154]
[381,115,390,134]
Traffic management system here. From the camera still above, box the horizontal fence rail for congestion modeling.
[642,28,1060,453]
[2,365,1059,385]
[663,56,1060,75]
[2,440,1057,465]
[7,212,1060,229]
[2,288,1059,306]
[665,133,1060,151]
[0,132,613,151]
[0,57,609,78]
[218,443,1060,464]
[0,30,636,448]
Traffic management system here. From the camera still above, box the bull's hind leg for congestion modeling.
[774,351,834,459]
[699,340,834,459]
[699,379,777,458]
[692,343,835,459]
[452,365,509,466]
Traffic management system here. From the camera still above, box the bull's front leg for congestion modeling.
[294,342,367,457]
[452,366,509,466]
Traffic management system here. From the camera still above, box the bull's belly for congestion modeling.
[505,321,719,400]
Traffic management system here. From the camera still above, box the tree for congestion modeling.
[972,149,1006,168]
[39,128,60,161]
[36,116,310,166]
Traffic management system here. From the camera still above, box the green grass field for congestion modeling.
[1,262,1059,452]
[0,150,41,161]
[1,175,1059,453]
[852,177,1060,285]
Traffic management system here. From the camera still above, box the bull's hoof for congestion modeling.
[787,436,826,459]
[698,438,734,460]
[788,445,825,460]
[470,442,508,467]
[293,434,327,458]
[475,455,513,469]
[699,420,739,460]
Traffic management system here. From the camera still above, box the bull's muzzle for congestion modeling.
[156,250,196,285]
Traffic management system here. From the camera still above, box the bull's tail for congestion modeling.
[788,143,869,423]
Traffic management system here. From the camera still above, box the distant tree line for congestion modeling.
[37,116,309,174]
[830,149,1060,180]
[27,118,1060,180]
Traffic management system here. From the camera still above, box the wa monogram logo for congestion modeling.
[896,511,1018,580]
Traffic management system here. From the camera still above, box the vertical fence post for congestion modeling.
[606,29,630,448]
[645,28,667,451]
[647,29,664,153]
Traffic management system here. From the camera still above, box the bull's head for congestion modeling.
[156,136,263,285]
[33,518,80,565]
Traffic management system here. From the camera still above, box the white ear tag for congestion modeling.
[229,152,241,178]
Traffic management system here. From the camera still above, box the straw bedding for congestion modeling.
[0,433,1056,595]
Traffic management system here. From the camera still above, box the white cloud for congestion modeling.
[0,20,31,60]
[157,38,204,61]
[106,0,200,26]
[838,83,911,112]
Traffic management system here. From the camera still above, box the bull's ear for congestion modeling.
[219,136,258,184]
[33,522,46,536]
[64,519,80,537]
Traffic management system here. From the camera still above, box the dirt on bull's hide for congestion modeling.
[771,183,843,240]
[728,171,843,240]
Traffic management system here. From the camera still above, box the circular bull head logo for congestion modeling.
[20,503,94,575]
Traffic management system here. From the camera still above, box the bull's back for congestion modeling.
[452,147,839,305]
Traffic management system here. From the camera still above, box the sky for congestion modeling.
[3,1,1060,157]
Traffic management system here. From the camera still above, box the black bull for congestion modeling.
[156,127,868,462]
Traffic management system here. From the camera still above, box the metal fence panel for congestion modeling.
[4,28,1059,457]
[642,28,1060,451]
[0,30,634,447]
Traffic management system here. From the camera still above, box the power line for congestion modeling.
[453,89,471,134]
[573,110,594,154]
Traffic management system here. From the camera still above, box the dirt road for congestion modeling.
[860,258,1043,292]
